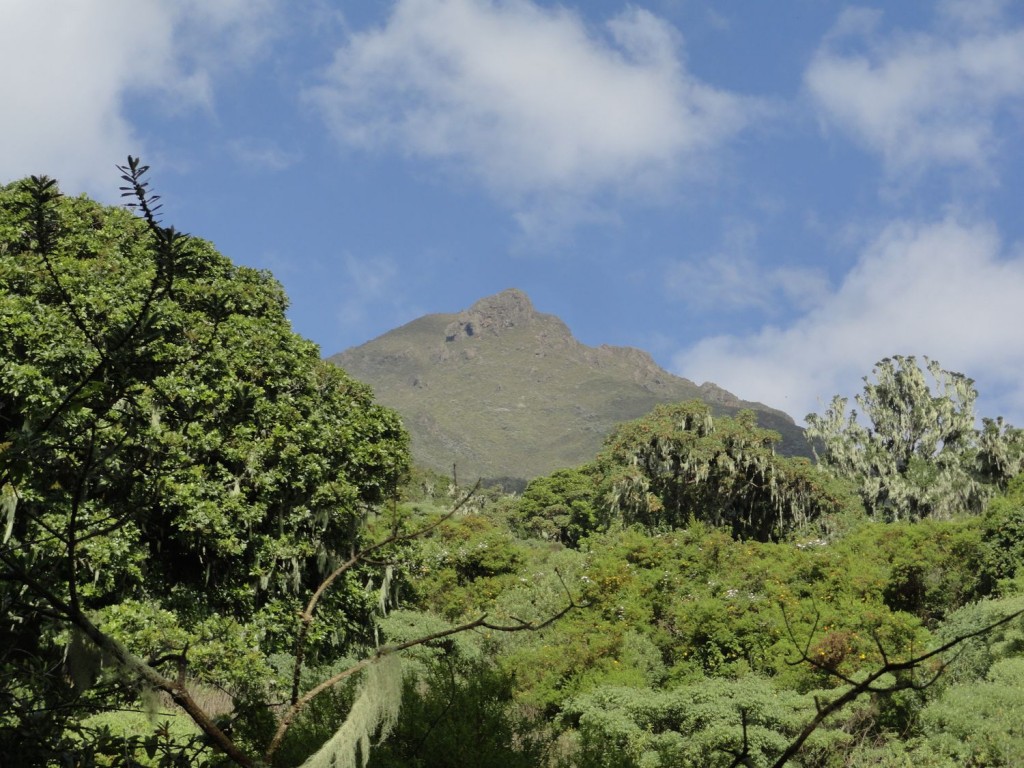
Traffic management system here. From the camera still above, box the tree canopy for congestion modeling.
[805,355,1024,521]
[595,401,857,541]
[0,168,412,762]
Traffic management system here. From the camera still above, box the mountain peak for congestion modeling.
[445,288,551,341]
[330,290,809,481]
[469,287,535,317]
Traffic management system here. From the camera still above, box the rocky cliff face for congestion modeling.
[444,288,557,341]
[329,289,808,482]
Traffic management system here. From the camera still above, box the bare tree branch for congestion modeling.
[765,603,1024,768]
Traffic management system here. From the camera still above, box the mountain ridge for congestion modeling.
[329,288,809,483]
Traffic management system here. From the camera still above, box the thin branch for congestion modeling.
[289,482,482,706]
[769,605,1024,768]
[724,709,758,768]
[67,420,101,613]
[18,160,180,445]
[36,247,106,355]
[267,568,578,762]
[780,600,819,667]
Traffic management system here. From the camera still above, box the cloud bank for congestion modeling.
[308,0,755,218]
[674,217,1024,425]
[805,3,1024,181]
[0,0,275,196]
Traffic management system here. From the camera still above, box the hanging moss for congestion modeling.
[302,654,403,768]
[596,401,858,541]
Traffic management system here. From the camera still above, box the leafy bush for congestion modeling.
[916,657,1024,766]
[982,474,1024,584]
[560,676,838,768]
[512,465,603,546]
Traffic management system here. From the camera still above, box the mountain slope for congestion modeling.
[328,289,809,483]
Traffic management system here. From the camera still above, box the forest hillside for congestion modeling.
[3,169,1024,768]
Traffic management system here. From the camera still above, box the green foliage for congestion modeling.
[399,465,457,506]
[806,356,1024,521]
[487,522,962,721]
[915,657,1024,766]
[512,465,603,546]
[560,677,832,768]
[369,380,1019,766]
[838,518,992,624]
[367,658,548,768]
[76,711,215,768]
[0,173,408,605]
[981,474,1024,584]
[821,595,1024,767]
[378,463,1019,767]
[95,599,274,699]
[0,171,410,760]
[596,401,859,541]
[405,512,527,618]
[929,594,1024,686]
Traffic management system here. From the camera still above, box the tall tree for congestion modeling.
[596,401,855,541]
[0,164,407,763]
[805,356,1024,521]
[513,465,601,546]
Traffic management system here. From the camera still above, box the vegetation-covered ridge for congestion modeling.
[329,288,811,485]
[4,165,1024,767]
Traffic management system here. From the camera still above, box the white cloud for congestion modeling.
[0,1,276,196]
[669,258,830,314]
[335,253,400,328]
[674,217,1024,425]
[176,0,279,64]
[805,4,1024,181]
[228,138,301,172]
[936,0,1012,32]
[307,0,755,218]
[666,223,830,313]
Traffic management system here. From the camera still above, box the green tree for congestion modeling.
[805,356,1024,521]
[0,164,572,766]
[596,401,857,541]
[513,465,602,546]
[0,165,410,764]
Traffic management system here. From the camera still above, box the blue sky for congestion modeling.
[2,0,1023,426]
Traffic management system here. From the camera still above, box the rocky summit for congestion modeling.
[329,289,809,485]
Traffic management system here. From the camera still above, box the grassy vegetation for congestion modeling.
[329,289,810,482]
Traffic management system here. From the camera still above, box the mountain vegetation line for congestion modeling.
[3,160,1024,767]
